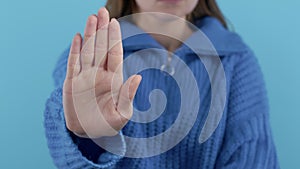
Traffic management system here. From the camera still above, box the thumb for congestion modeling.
[117,75,142,120]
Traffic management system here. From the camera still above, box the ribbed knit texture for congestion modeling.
[44,17,279,169]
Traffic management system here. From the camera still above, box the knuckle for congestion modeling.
[108,49,123,57]
[68,62,78,68]
[68,55,79,65]
[95,42,107,50]
[68,64,81,74]
[81,48,94,57]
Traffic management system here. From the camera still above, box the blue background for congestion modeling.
[0,0,299,168]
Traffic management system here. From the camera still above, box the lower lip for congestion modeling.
[158,0,183,4]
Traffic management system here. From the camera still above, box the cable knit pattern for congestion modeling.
[44,88,125,169]
[44,16,279,169]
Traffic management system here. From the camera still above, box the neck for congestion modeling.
[134,13,194,52]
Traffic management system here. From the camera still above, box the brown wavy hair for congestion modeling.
[105,0,227,28]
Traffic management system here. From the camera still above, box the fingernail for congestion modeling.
[111,18,117,23]
[136,75,142,83]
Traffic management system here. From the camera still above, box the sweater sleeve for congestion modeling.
[44,47,126,169]
[215,50,280,169]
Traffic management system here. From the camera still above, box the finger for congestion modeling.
[117,75,142,120]
[81,15,97,71]
[95,7,110,68]
[66,33,82,78]
[108,18,123,73]
[83,14,98,44]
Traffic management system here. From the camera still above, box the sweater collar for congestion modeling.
[119,16,248,56]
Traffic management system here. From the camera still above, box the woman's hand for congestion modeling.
[62,8,142,138]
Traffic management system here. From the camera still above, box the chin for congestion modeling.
[146,11,185,22]
[154,8,187,19]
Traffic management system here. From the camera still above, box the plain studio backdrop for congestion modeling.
[0,0,299,168]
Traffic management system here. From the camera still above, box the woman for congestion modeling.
[44,0,279,168]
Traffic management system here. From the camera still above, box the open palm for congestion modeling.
[63,8,141,138]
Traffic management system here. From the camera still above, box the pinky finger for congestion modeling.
[66,33,82,79]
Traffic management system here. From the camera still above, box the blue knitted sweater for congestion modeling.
[44,17,279,169]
